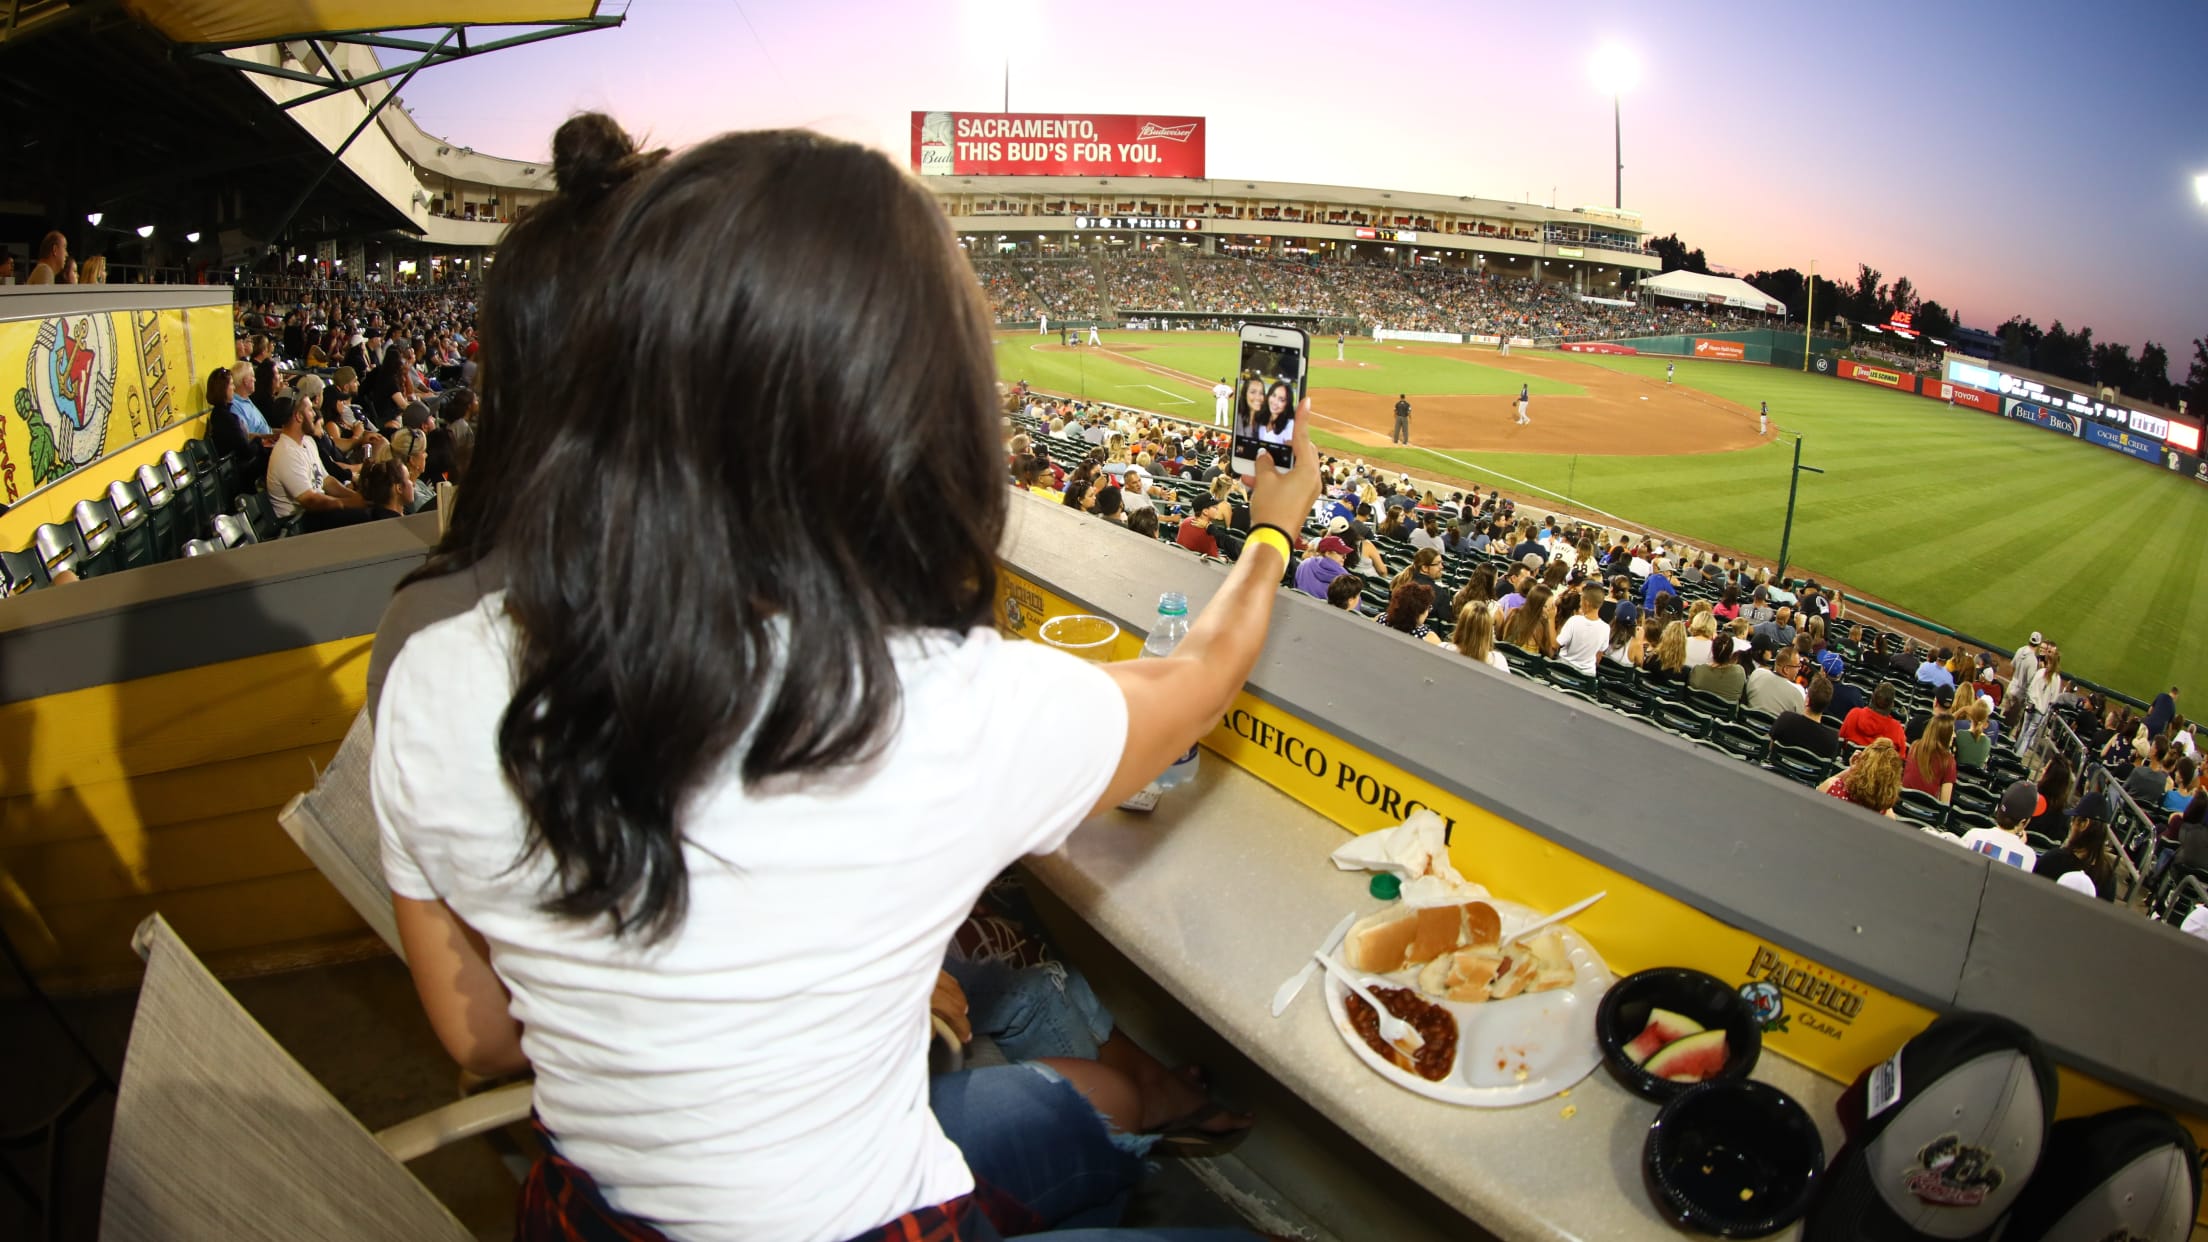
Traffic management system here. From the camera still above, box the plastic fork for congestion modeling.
[1314,951,1422,1052]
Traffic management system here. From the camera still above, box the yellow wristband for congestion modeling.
[1243,526,1292,563]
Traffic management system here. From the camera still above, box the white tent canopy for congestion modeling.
[1635,270,1786,315]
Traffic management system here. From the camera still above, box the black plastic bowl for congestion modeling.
[1643,1080,1824,1237]
[1596,967,1762,1102]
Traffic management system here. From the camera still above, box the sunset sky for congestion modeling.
[388,0,2208,363]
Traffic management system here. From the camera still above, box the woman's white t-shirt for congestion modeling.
[373,597,1128,1241]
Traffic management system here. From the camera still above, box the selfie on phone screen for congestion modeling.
[1232,327,1307,472]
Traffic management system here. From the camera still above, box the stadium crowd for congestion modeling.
[1007,396,2208,925]
[969,251,1769,340]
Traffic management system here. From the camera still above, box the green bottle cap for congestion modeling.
[1369,873,1402,901]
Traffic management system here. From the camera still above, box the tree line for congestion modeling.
[1640,233,2205,413]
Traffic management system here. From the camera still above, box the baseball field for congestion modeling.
[997,330,2208,704]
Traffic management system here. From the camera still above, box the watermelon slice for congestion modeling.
[1643,1027,1729,1083]
[1622,1008,1706,1065]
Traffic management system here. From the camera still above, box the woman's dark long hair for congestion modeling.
[1384,581,1433,633]
[1264,381,1294,433]
[405,118,1003,942]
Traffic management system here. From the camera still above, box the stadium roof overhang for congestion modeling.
[0,2,618,264]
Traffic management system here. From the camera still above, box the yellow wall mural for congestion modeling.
[0,302,229,528]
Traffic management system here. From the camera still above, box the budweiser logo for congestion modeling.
[1137,122,1198,143]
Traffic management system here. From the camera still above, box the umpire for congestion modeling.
[1392,394,1411,445]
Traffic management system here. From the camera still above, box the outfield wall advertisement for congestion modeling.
[1836,359,1919,393]
[1942,356,2207,476]
[911,112,1205,178]
[1692,337,1746,361]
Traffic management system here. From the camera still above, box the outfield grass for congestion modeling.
[1000,333,2208,702]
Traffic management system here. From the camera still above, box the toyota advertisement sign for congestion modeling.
[912,112,1205,178]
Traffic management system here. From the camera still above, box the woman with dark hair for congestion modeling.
[357,344,411,429]
[203,366,255,461]
[1237,375,1265,432]
[1378,580,1442,645]
[356,457,411,521]
[2035,803,2116,900]
[2027,754,2074,840]
[1451,563,1497,621]
[1711,583,1741,623]
[1687,632,1747,703]
[371,115,1310,1242]
[1258,381,1294,445]
[1500,584,1557,656]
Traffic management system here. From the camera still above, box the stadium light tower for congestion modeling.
[1590,45,1638,209]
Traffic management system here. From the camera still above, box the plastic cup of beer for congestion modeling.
[1038,614,1120,663]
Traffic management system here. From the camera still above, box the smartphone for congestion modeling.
[1230,323,1308,475]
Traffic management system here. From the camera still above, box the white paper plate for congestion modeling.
[1322,901,1608,1107]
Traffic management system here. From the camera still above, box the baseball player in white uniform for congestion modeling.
[1760,401,1769,436]
[1515,383,1530,425]
[1666,363,1675,385]
[1212,378,1232,427]
[1039,313,1048,337]
[1087,324,1101,346]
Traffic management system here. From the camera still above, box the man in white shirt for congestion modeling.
[265,395,365,531]
[1955,782,2041,871]
[2009,631,2042,703]
[1212,377,1232,427]
[1118,469,1155,515]
[1555,584,1610,675]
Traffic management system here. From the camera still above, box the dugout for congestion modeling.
[6,492,2205,1235]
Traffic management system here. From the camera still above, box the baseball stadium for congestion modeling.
[4,6,2207,1240]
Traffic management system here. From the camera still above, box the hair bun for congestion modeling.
[552,112,640,199]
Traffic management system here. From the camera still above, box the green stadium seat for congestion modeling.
[1650,698,1713,740]
[33,520,89,581]
[1544,661,1597,696]
[1684,687,1739,722]
[1767,744,1834,787]
[1,544,44,594]
[136,462,186,562]
[211,513,257,549]
[183,438,228,516]
[71,497,125,578]
[162,449,206,542]
[1894,790,1950,831]
[1711,720,1770,763]
[235,492,280,543]
[106,478,158,571]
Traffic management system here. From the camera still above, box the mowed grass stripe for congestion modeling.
[1003,335,2208,700]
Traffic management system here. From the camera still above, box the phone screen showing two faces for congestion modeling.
[1234,341,1304,469]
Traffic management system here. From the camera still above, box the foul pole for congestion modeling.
[1801,258,1815,372]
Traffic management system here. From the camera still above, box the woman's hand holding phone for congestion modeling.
[1246,399,1322,535]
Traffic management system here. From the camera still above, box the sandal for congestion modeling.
[1148,1099,1255,1158]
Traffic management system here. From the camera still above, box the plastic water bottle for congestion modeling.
[1144,592,1200,790]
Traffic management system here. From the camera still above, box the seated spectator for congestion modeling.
[1903,717,1958,804]
[1497,564,1533,616]
[1454,603,1509,673]
[383,427,436,513]
[1916,645,1957,690]
[1125,507,1159,540]
[1294,535,1353,599]
[1711,584,1741,623]
[1807,619,1844,679]
[1958,782,2042,869]
[1640,619,1689,685]
[202,366,259,464]
[1090,483,1125,526]
[1553,584,1608,675]
[1875,633,1918,678]
[1379,581,1443,646]
[2161,755,2199,815]
[2125,738,2173,807]
[1906,684,1956,745]
[1750,606,1796,655]
[1495,583,1550,653]
[1175,494,1229,558]
[356,458,412,521]
[1409,514,1444,553]
[1326,572,1364,613]
[1741,586,1775,626]
[1684,610,1718,668]
[228,361,273,437]
[1839,681,1909,751]
[1818,738,1903,819]
[1743,647,1807,716]
[1954,697,1995,771]
[1641,558,1678,614]
[265,395,367,531]
[1451,564,1497,620]
[1119,471,1156,516]
[1772,673,1842,759]
[1687,632,1747,703]
[1508,522,1546,566]
[2033,792,2116,900]
[24,230,67,284]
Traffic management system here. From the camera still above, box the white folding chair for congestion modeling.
[100,915,510,1241]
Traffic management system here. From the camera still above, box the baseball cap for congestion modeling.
[1804,1012,2057,1242]
[2001,1107,2199,1242]
[2181,906,2208,939]
[2030,631,2044,646]
[2053,871,2098,897]
[1521,552,1545,571]
[1317,535,1352,557]
[1326,516,1350,535]
[349,331,367,346]
[331,366,358,388]
[1998,781,2040,826]
[1933,685,1956,707]
[2066,791,2108,821]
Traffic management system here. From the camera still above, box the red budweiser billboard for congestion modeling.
[911,112,1205,178]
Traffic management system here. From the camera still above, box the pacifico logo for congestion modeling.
[1743,945,1864,1038]
[1136,121,1198,143]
